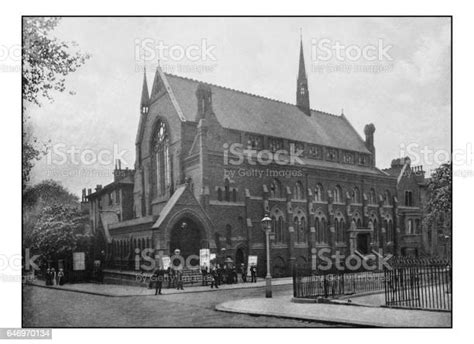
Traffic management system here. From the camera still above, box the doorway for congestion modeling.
[356,233,370,255]
[235,247,245,267]
[169,217,202,262]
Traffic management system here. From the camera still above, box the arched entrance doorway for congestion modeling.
[169,217,202,261]
[235,247,245,267]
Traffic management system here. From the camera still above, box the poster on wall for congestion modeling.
[161,255,170,270]
[72,252,86,271]
[210,253,216,264]
[200,248,210,268]
[247,255,258,276]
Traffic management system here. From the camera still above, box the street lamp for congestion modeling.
[261,214,272,298]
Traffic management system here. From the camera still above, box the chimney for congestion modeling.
[364,123,376,166]
[196,83,213,119]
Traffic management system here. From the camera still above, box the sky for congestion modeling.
[26,17,451,196]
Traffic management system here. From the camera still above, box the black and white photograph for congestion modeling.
[2,4,468,339]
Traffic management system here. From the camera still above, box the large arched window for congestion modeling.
[294,181,304,200]
[352,187,361,204]
[369,188,376,205]
[314,183,324,202]
[271,207,286,244]
[384,190,392,206]
[152,119,171,197]
[270,179,283,198]
[334,185,343,203]
[224,178,230,202]
[294,208,307,243]
[335,212,345,243]
[315,211,328,244]
[352,212,362,228]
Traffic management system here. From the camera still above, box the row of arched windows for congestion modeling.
[267,179,393,206]
[111,237,152,258]
[217,179,238,202]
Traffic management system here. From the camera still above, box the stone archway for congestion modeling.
[235,247,245,267]
[169,217,203,260]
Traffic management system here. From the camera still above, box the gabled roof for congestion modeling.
[152,184,213,230]
[162,73,370,154]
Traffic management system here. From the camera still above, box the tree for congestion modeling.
[28,205,91,265]
[22,17,90,187]
[424,162,452,237]
[23,180,82,248]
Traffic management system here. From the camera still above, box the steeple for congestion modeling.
[140,67,149,115]
[296,32,310,116]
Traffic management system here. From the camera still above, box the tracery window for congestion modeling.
[152,119,171,197]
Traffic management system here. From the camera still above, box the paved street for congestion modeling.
[22,284,344,327]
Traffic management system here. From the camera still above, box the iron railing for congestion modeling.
[383,257,452,311]
[293,268,385,299]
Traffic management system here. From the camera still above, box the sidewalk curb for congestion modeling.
[25,283,120,297]
[215,299,452,328]
[215,303,371,327]
[25,280,293,298]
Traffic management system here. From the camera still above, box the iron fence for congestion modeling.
[383,257,451,311]
[293,268,385,299]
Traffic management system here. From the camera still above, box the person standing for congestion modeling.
[210,266,219,289]
[57,268,65,286]
[155,268,164,295]
[217,264,223,287]
[50,268,57,286]
[241,263,247,283]
[176,269,184,290]
[201,264,208,286]
[45,268,51,286]
[250,264,257,283]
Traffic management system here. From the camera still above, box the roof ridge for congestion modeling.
[164,72,341,118]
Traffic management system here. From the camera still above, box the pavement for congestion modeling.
[215,295,452,327]
[26,277,451,327]
[23,283,338,327]
[26,276,293,297]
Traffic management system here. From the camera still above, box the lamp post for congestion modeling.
[261,214,272,298]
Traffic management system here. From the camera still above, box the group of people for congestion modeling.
[44,267,65,286]
[149,263,259,295]
[201,263,258,288]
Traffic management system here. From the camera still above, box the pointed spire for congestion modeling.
[298,31,307,81]
[140,66,149,114]
[296,32,310,116]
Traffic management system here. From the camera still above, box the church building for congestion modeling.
[83,38,429,278]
